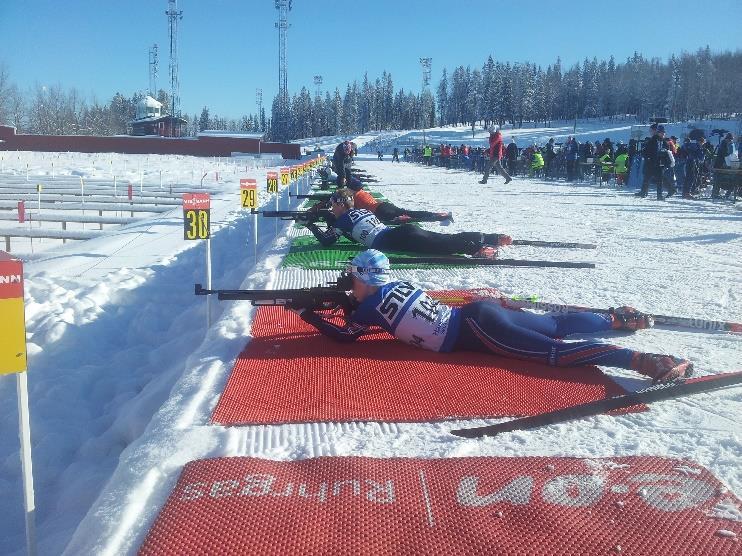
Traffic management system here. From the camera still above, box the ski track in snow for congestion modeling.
[0,124,740,555]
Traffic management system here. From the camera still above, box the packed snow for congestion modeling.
[0,123,740,555]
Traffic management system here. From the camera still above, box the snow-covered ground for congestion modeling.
[0,133,740,555]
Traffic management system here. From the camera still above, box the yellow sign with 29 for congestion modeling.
[240,179,257,209]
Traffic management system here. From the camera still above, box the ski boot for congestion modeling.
[609,306,655,331]
[504,177,512,184]
[473,246,498,259]
[631,353,694,384]
[484,233,513,247]
[392,215,412,224]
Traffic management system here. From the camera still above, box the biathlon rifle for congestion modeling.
[194,272,355,312]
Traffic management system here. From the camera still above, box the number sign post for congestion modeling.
[240,179,258,263]
[267,172,279,233]
[183,193,213,326]
[1,252,36,556]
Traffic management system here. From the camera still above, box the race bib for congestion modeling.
[376,283,453,352]
[348,210,387,247]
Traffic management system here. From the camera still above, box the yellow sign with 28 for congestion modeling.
[267,172,279,194]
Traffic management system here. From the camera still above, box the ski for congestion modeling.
[501,297,742,335]
[450,371,742,439]
[511,240,597,249]
[388,256,595,269]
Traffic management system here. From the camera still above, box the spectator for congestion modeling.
[479,126,512,185]
[614,145,629,185]
[714,133,735,169]
[637,124,664,199]
[601,138,615,160]
[683,136,707,199]
[544,138,556,178]
[392,147,400,162]
[712,133,737,199]
[598,150,613,183]
[675,137,689,191]
[530,148,545,177]
[332,140,354,185]
[423,144,432,165]
[565,137,579,181]
[459,144,470,168]
[506,139,519,174]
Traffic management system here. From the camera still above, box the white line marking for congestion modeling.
[418,469,435,528]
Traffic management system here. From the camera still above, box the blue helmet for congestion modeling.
[347,249,390,286]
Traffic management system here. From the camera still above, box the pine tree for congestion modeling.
[331,88,343,135]
[436,69,448,126]
[481,56,496,126]
[198,107,210,131]
[466,68,481,129]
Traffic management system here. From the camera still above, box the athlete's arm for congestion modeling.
[305,222,341,246]
[299,310,369,342]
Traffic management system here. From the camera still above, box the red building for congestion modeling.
[0,126,300,160]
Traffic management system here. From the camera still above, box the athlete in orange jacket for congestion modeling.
[312,186,452,224]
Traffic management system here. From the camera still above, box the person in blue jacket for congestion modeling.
[294,250,694,384]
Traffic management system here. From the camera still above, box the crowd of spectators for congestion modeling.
[402,127,740,201]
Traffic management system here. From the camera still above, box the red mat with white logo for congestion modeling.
[139,456,741,555]
[212,289,640,425]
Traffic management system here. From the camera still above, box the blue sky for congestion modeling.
[1,0,741,119]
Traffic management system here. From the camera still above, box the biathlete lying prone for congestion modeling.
[292,249,693,383]
[304,188,511,258]
[309,176,453,224]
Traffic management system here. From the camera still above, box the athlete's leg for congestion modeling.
[398,208,449,222]
[377,225,483,255]
[374,202,404,221]
[454,301,634,368]
[376,202,448,223]
[495,303,613,337]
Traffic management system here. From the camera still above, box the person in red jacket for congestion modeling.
[480,126,512,184]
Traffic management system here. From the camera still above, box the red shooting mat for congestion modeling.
[139,456,741,555]
[212,289,640,425]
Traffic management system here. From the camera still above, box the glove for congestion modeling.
[296,212,319,224]
[285,300,308,314]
